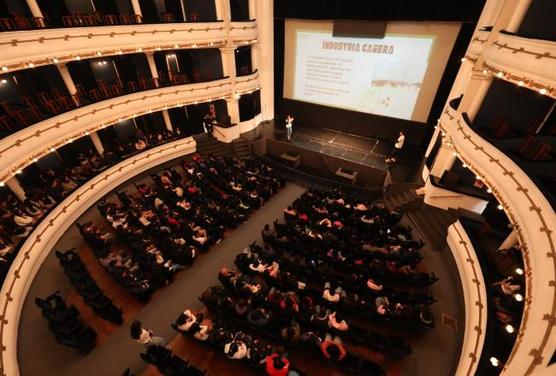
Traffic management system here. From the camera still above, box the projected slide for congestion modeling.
[293,31,435,121]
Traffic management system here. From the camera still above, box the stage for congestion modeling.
[250,121,424,188]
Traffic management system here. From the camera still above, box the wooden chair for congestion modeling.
[104,14,119,25]
[0,115,16,132]
[0,18,16,31]
[189,12,199,22]
[161,12,175,23]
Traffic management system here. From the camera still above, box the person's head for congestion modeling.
[264,224,270,231]
[334,311,344,323]
[130,320,142,339]
[399,131,404,136]
[176,313,187,326]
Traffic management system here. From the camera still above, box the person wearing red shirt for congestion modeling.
[321,334,346,362]
[265,353,290,376]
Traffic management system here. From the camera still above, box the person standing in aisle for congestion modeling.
[386,131,405,162]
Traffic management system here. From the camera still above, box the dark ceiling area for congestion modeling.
[275,0,486,23]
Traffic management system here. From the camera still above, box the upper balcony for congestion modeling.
[439,102,556,376]
[0,19,258,74]
[482,31,556,99]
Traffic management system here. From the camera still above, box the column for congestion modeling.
[429,144,457,178]
[145,52,160,87]
[130,0,143,23]
[506,0,533,32]
[255,0,274,121]
[220,47,237,79]
[162,109,173,132]
[460,76,492,122]
[250,43,259,72]
[498,230,518,251]
[6,177,26,201]
[226,98,240,125]
[248,0,256,20]
[25,0,45,27]
[90,132,104,155]
[214,0,224,21]
[56,63,80,106]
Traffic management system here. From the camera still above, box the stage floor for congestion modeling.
[274,123,391,171]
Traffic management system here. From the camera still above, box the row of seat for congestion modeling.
[35,291,97,353]
[56,249,123,325]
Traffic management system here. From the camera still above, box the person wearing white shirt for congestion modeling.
[387,131,405,162]
[285,114,294,140]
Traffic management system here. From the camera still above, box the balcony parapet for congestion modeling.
[0,72,260,184]
[0,20,258,73]
[467,28,490,60]
[439,103,556,376]
[482,31,556,98]
[0,136,197,376]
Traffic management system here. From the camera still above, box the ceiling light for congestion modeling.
[497,204,503,210]
[482,69,488,74]
[137,47,143,52]
[460,57,467,62]
[505,324,515,334]
[517,80,524,86]
[490,357,500,367]
[15,169,22,174]
[174,44,179,48]
[0,182,4,187]
[52,58,59,63]
[75,55,81,60]
[156,46,161,51]
[0,79,7,84]
[539,88,547,95]
[496,71,503,78]
[1,67,7,72]
[28,62,35,68]
[514,293,523,302]
[118,50,123,55]
[487,188,492,193]
[515,267,524,275]
[97,51,102,56]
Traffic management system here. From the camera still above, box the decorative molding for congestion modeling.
[0,137,197,376]
[0,72,259,184]
[0,21,258,73]
[448,221,488,376]
[439,104,556,376]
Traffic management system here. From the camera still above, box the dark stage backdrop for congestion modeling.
[274,1,481,147]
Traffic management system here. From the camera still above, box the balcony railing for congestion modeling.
[439,102,556,376]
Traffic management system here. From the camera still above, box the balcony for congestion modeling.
[0,71,260,184]
[439,102,556,375]
[468,27,491,60]
[0,20,258,73]
[482,31,556,97]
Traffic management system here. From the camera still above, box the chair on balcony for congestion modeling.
[88,89,103,102]
[11,110,32,127]
[0,17,16,31]
[104,14,119,25]
[97,80,113,100]
[111,83,124,97]
[20,97,43,122]
[0,115,16,133]
[191,68,202,82]
[92,11,105,25]
[514,135,553,161]
[12,14,32,29]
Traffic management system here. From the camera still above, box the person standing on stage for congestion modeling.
[387,131,405,162]
[285,115,294,141]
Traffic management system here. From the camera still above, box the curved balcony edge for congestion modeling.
[482,31,556,98]
[0,72,260,183]
[0,136,197,376]
[467,29,490,59]
[440,104,556,376]
[447,220,488,376]
[0,20,258,73]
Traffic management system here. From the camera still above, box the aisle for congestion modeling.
[19,183,306,376]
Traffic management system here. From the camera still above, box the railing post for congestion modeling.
[162,109,174,132]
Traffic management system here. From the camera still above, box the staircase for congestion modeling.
[384,183,457,251]
[194,134,234,158]
[232,137,251,159]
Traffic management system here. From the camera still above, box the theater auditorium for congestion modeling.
[0,0,554,375]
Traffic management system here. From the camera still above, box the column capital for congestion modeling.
[219,46,236,54]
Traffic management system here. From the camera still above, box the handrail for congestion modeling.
[0,20,258,73]
[440,103,556,375]
[0,136,197,376]
[447,220,488,376]
[429,194,465,199]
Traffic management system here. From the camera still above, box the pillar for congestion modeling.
[6,177,26,201]
[90,132,104,155]
[255,0,274,121]
[214,0,224,21]
[24,0,45,27]
[56,63,80,106]
[460,76,492,122]
[248,0,256,20]
[226,98,240,125]
[506,0,533,32]
[130,0,143,22]
[162,110,173,132]
[429,144,457,178]
[498,230,518,251]
[250,43,259,72]
[220,47,237,79]
[145,52,160,87]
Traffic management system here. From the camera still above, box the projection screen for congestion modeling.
[283,20,461,123]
